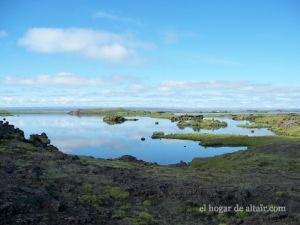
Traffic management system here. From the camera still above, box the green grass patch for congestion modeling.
[138,211,153,221]
[107,187,129,200]
[0,110,12,116]
[211,113,300,137]
[235,211,247,220]
[78,194,102,208]
[151,132,293,147]
[81,183,94,193]
[143,199,151,206]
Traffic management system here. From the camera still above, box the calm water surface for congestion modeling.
[6,115,274,164]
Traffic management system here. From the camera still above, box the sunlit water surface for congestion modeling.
[6,115,274,164]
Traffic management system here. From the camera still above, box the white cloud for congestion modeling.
[0,30,7,38]
[158,80,261,91]
[3,72,127,87]
[1,73,300,108]
[94,11,142,25]
[18,28,153,63]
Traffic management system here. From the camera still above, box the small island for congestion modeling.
[103,115,138,125]
[177,119,228,131]
[169,114,228,131]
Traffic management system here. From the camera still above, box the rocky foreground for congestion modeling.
[0,121,299,225]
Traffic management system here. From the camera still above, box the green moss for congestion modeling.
[217,213,229,223]
[81,183,94,193]
[125,217,140,225]
[235,211,247,220]
[275,191,285,198]
[138,211,153,221]
[143,199,151,206]
[107,187,129,200]
[78,194,102,208]
[112,210,126,219]
[186,207,214,217]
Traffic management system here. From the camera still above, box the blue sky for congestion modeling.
[0,0,299,108]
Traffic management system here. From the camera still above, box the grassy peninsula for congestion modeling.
[151,132,296,147]
[209,113,300,137]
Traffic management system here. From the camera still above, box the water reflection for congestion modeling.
[6,114,273,164]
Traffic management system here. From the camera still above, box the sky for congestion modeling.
[0,0,299,109]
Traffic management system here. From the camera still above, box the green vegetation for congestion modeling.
[237,123,271,129]
[138,211,153,221]
[151,132,293,147]
[103,115,138,125]
[217,213,230,223]
[170,114,204,122]
[177,119,227,131]
[0,110,12,116]
[78,194,102,209]
[81,183,94,193]
[211,113,300,137]
[107,187,129,200]
[142,199,151,206]
[235,211,247,220]
[29,132,51,145]
[69,107,175,119]
[103,115,127,124]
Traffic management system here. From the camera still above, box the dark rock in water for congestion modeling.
[251,130,255,133]
[184,145,186,148]
[141,137,146,141]
[155,122,159,125]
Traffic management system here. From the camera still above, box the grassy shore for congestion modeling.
[208,113,300,137]
[151,132,298,147]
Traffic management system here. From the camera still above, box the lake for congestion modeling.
[5,115,274,165]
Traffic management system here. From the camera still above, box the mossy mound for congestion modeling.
[103,115,127,125]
